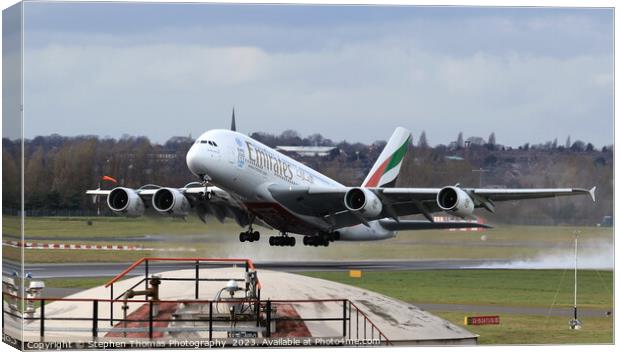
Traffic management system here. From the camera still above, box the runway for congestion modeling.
[2,259,510,279]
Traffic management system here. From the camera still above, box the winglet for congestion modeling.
[589,186,596,202]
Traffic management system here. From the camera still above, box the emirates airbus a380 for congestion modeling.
[87,117,596,247]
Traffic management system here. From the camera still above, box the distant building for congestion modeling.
[276,146,338,157]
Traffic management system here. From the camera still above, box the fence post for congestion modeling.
[342,300,347,337]
[148,301,154,339]
[265,300,272,338]
[348,301,351,338]
[208,301,213,341]
[40,299,45,338]
[356,309,359,340]
[145,260,149,290]
[110,284,114,326]
[2,293,5,330]
[255,299,260,328]
[92,300,99,338]
[195,261,199,299]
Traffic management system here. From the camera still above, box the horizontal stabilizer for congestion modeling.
[379,219,492,231]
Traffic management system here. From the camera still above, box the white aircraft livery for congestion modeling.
[87,121,596,247]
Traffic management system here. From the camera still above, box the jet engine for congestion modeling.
[107,187,145,217]
[344,187,383,218]
[152,188,191,217]
[436,186,474,218]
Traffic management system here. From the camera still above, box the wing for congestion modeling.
[268,184,595,229]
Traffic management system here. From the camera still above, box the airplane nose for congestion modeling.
[186,144,205,177]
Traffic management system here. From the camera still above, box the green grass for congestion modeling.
[43,277,114,289]
[304,270,613,345]
[436,312,613,344]
[304,270,613,309]
[3,216,612,263]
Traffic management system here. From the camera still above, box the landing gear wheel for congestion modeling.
[239,232,246,242]
[252,231,260,241]
[303,235,330,247]
[269,234,296,247]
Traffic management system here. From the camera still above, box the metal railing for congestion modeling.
[2,294,391,345]
[104,257,262,325]
[2,257,391,345]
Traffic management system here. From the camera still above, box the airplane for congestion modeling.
[87,115,596,247]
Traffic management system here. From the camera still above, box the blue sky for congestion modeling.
[13,2,614,146]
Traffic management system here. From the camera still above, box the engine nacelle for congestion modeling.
[152,188,191,217]
[107,187,145,217]
[436,186,475,218]
[344,187,383,218]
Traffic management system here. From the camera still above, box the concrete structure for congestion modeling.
[4,267,477,346]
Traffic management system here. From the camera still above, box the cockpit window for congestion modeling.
[200,140,208,144]
[212,141,218,147]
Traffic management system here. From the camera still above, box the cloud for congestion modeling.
[21,10,613,146]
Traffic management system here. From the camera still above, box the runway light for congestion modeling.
[349,270,362,278]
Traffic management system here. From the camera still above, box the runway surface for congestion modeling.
[3,259,510,278]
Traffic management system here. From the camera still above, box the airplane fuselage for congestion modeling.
[186,129,395,240]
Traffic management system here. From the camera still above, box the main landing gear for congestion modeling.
[303,232,339,247]
[239,230,260,242]
[239,223,260,242]
[303,236,329,247]
[269,233,296,247]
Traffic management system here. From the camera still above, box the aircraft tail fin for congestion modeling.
[231,107,236,131]
[361,127,412,188]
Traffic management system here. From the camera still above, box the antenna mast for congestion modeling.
[569,230,582,330]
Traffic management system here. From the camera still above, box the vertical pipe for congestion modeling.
[92,300,99,338]
[364,318,366,339]
[195,261,200,299]
[265,300,272,338]
[148,301,154,339]
[40,299,45,338]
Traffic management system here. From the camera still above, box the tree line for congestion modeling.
[2,130,613,225]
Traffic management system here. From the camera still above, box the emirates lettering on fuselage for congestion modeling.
[245,141,294,182]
